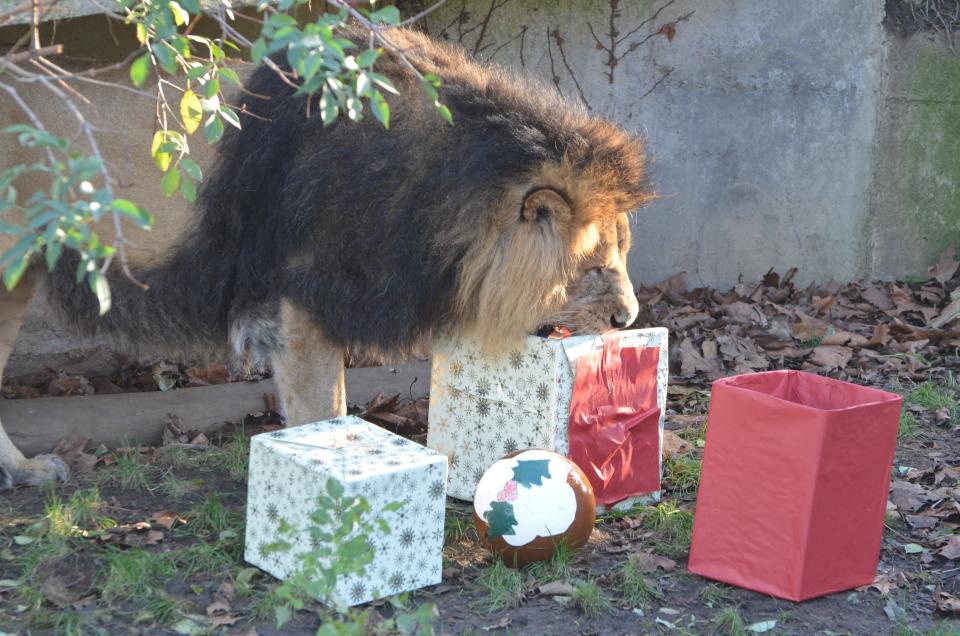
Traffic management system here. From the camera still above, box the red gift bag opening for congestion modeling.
[567,336,661,506]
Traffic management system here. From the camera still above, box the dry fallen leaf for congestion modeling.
[662,430,693,460]
[51,437,98,474]
[150,511,182,530]
[538,581,576,596]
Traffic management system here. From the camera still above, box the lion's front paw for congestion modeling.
[13,454,69,486]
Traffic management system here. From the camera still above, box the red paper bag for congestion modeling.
[688,370,902,601]
[567,335,661,507]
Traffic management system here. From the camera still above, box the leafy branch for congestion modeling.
[0,0,451,314]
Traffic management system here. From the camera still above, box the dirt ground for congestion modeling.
[3,263,960,634]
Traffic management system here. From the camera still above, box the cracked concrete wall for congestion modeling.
[422,0,888,288]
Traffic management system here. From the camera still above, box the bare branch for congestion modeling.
[3,43,63,63]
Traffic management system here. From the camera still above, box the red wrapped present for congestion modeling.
[688,370,903,601]
[567,335,662,507]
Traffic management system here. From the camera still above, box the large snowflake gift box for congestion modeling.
[428,328,668,511]
[244,416,448,607]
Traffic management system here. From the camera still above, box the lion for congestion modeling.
[0,27,652,489]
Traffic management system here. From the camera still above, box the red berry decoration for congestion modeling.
[472,449,596,567]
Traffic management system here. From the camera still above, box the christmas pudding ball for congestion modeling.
[473,449,596,566]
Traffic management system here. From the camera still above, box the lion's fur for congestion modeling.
[40,26,651,364]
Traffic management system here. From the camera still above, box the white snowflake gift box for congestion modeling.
[244,416,448,607]
[428,328,668,510]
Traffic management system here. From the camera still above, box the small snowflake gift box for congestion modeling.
[428,328,668,510]
[244,416,448,607]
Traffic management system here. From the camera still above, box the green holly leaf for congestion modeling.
[483,501,518,540]
[512,459,551,488]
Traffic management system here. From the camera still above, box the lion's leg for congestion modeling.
[271,299,346,426]
[0,274,68,488]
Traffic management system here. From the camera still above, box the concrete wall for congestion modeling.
[4,1,960,377]
[420,0,888,288]
[868,32,960,278]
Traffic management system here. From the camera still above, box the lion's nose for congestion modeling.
[610,313,628,329]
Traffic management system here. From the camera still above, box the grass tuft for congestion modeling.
[612,553,664,607]
[571,579,611,619]
[101,548,176,603]
[663,455,702,495]
[713,606,747,636]
[643,501,694,559]
[474,557,524,612]
[525,539,574,583]
[699,582,731,608]
[899,410,920,440]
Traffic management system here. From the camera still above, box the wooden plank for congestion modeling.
[1,360,432,455]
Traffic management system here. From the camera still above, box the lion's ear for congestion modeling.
[521,188,572,224]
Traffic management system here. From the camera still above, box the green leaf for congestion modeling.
[180,173,196,202]
[371,91,389,128]
[3,252,31,291]
[274,605,292,628]
[220,107,240,130]
[161,167,181,197]
[250,38,267,64]
[130,53,151,87]
[168,0,189,26]
[437,103,454,126]
[483,501,518,540]
[44,240,62,271]
[180,158,202,182]
[904,543,926,554]
[92,271,111,315]
[203,115,224,144]
[326,478,344,499]
[220,67,241,85]
[747,620,777,633]
[151,131,172,172]
[12,535,34,545]
[356,48,380,68]
[111,198,153,227]
[180,89,203,135]
[512,459,551,487]
[369,5,400,25]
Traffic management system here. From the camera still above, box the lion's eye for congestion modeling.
[591,267,604,276]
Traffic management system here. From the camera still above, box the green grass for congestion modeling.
[906,380,958,424]
[699,583,730,608]
[712,607,747,636]
[110,447,153,492]
[180,494,240,539]
[663,455,702,495]
[135,592,184,625]
[212,430,250,479]
[101,548,176,603]
[899,410,920,440]
[444,513,471,544]
[474,557,524,612]
[643,501,694,559]
[570,579,611,619]
[251,584,284,621]
[44,487,115,538]
[525,539,574,583]
[612,553,663,607]
[174,540,242,577]
[894,623,960,636]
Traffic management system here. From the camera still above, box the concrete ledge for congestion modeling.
[1,359,431,455]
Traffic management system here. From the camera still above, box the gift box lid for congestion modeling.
[252,416,445,481]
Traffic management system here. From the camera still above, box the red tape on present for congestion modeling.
[567,335,661,506]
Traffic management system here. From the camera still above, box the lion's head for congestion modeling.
[451,119,652,351]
